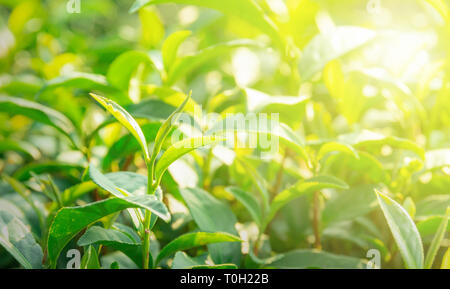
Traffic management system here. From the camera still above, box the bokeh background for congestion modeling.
[0,0,449,269]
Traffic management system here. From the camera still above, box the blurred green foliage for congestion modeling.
[0,0,449,269]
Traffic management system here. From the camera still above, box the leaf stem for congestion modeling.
[253,231,263,256]
[271,150,288,195]
[142,161,155,269]
[313,191,322,250]
[142,211,152,269]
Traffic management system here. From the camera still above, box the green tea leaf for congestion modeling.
[90,93,150,161]
[171,251,239,269]
[416,195,450,218]
[80,245,101,269]
[150,94,190,180]
[47,194,170,266]
[110,261,120,269]
[317,141,359,161]
[143,86,200,114]
[107,51,154,91]
[322,184,378,227]
[417,216,450,236]
[42,72,112,93]
[441,248,450,269]
[126,99,177,120]
[403,197,416,219]
[325,151,389,184]
[323,60,367,124]
[89,165,164,231]
[338,130,425,160]
[162,30,192,73]
[13,161,83,181]
[87,99,177,149]
[167,39,263,85]
[102,123,162,170]
[0,210,43,269]
[244,88,309,127]
[89,164,141,198]
[156,232,241,264]
[265,249,365,269]
[225,187,263,228]
[171,251,206,269]
[180,187,241,265]
[59,181,97,207]
[0,139,41,160]
[154,136,223,185]
[266,176,348,228]
[208,115,309,163]
[236,157,270,212]
[191,264,238,269]
[424,208,449,269]
[139,6,165,49]
[101,251,139,269]
[0,96,78,147]
[78,226,140,247]
[375,190,424,268]
[78,226,142,268]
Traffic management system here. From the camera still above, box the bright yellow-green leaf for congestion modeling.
[90,93,150,161]
[162,30,192,74]
[375,190,424,269]
[139,6,164,48]
[154,136,223,186]
[441,247,450,269]
[149,93,190,180]
[424,207,449,269]
[129,0,283,46]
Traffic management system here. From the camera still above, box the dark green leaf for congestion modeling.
[180,187,241,265]
[156,232,241,264]
[107,51,154,91]
[78,226,142,268]
[47,194,170,266]
[225,187,263,228]
[266,249,366,269]
[0,210,43,269]
[80,245,101,269]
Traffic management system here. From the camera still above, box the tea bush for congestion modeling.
[0,0,449,269]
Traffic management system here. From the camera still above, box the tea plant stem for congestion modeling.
[271,151,287,195]
[121,154,134,171]
[142,212,152,269]
[313,191,322,250]
[203,148,213,190]
[254,231,263,256]
[142,162,155,269]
